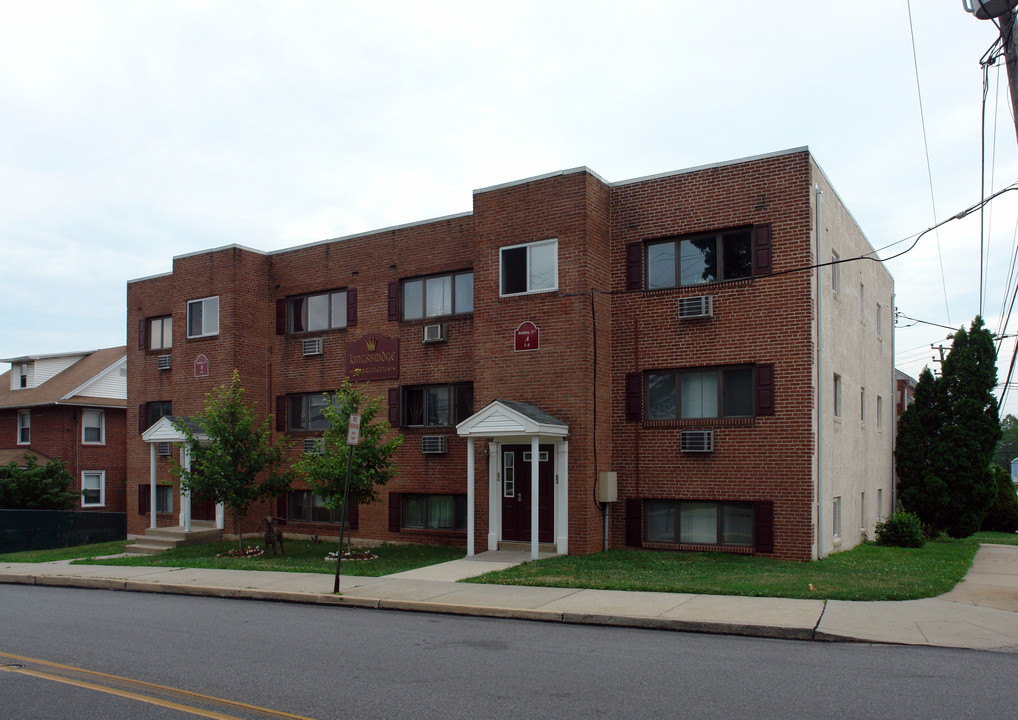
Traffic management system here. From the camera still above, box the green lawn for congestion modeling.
[972,530,1018,546]
[0,541,128,563]
[70,540,465,577]
[463,538,983,601]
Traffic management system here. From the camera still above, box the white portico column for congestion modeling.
[531,435,540,560]
[181,446,192,532]
[556,441,569,555]
[466,437,475,557]
[149,442,157,529]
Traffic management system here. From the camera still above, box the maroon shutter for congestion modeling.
[625,373,642,422]
[387,281,400,321]
[346,287,358,327]
[756,363,775,416]
[138,404,148,434]
[625,242,643,291]
[138,318,147,350]
[625,497,643,547]
[138,484,150,515]
[275,299,287,335]
[388,493,402,532]
[275,396,286,432]
[388,387,400,426]
[348,503,359,531]
[755,501,774,553]
[753,223,772,275]
[276,494,288,523]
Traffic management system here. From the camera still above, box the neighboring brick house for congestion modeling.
[126,147,893,560]
[0,347,128,512]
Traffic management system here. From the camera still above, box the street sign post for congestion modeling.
[334,413,361,593]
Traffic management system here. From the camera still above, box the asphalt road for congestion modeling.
[0,584,1014,719]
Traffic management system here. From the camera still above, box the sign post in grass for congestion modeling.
[333,414,361,593]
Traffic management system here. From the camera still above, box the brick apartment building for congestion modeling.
[127,147,893,561]
[0,347,128,512]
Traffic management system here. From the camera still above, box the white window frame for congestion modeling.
[499,239,558,297]
[17,409,30,445]
[186,296,220,338]
[81,471,105,507]
[831,250,840,294]
[82,408,105,445]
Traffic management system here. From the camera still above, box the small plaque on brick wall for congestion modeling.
[194,354,210,378]
[514,321,540,352]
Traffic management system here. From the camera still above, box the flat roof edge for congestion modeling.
[611,146,811,188]
[269,210,474,256]
[473,166,607,195]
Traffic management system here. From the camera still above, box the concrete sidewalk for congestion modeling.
[2,544,1018,652]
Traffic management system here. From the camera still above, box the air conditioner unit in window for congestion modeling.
[156,354,171,370]
[302,338,323,356]
[680,430,714,453]
[677,295,713,319]
[421,435,447,454]
[157,442,173,456]
[422,323,447,343]
[303,438,323,455]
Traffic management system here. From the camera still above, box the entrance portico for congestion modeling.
[140,416,224,532]
[456,400,569,560]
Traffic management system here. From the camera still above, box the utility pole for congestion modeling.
[966,2,1018,142]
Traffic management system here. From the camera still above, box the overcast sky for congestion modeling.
[3,1,1018,411]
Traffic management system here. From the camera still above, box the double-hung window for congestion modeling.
[82,409,104,444]
[500,239,558,296]
[644,366,755,420]
[287,393,333,431]
[148,316,172,350]
[17,410,30,444]
[402,494,467,531]
[143,401,172,432]
[646,229,753,290]
[400,383,473,427]
[402,271,473,319]
[289,290,348,333]
[82,471,104,507]
[644,500,755,547]
[187,296,219,338]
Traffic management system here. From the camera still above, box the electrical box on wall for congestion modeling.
[598,471,618,503]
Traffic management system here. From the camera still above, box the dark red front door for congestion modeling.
[501,444,554,543]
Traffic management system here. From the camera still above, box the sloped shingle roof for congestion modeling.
[0,346,127,410]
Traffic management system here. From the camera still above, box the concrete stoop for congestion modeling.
[126,522,223,555]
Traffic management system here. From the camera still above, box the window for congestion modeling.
[288,490,350,524]
[644,500,755,547]
[876,303,882,336]
[148,316,172,350]
[186,296,219,338]
[138,484,173,514]
[831,250,840,293]
[82,409,105,444]
[860,387,866,422]
[17,410,29,445]
[289,290,348,333]
[287,393,333,431]
[833,374,841,416]
[17,362,28,389]
[877,489,883,520]
[144,401,172,432]
[402,494,467,531]
[833,496,841,538]
[403,271,473,319]
[500,239,557,296]
[82,471,104,507]
[644,366,754,420]
[401,383,473,427]
[861,491,866,530]
[646,229,753,290]
[876,395,883,428]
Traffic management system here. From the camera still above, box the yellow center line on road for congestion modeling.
[0,650,320,720]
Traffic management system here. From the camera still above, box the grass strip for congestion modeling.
[0,541,128,563]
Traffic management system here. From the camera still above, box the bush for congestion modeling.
[875,510,925,548]
[982,465,1018,533]
[0,456,78,510]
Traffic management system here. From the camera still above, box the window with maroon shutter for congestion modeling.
[388,388,400,426]
[387,282,400,321]
[388,492,402,532]
[275,396,286,432]
[275,299,287,335]
[346,287,358,327]
[286,290,349,333]
[348,503,359,531]
[625,242,643,291]
[276,494,288,523]
[138,318,147,350]
[754,501,774,553]
[138,404,148,434]
[756,363,775,416]
[625,373,642,421]
[626,498,643,547]
[138,484,150,515]
[753,223,772,276]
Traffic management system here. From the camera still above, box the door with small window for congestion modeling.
[501,445,554,543]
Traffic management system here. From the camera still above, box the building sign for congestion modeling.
[347,334,400,381]
[194,354,210,378]
[514,321,540,352]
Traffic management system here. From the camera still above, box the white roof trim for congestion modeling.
[62,355,127,401]
[142,416,208,443]
[456,400,568,439]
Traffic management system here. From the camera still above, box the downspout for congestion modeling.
[815,183,825,560]
[890,292,897,512]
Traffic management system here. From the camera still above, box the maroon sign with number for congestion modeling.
[194,354,210,378]
[347,334,400,381]
[514,322,540,352]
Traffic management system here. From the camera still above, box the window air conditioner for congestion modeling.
[422,323,447,343]
[421,435,447,454]
[677,295,713,319]
[157,442,173,456]
[680,430,714,453]
[156,354,172,370]
[302,338,323,356]
[303,438,324,455]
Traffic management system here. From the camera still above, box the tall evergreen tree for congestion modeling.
[896,317,1001,537]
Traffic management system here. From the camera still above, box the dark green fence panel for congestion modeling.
[0,510,126,554]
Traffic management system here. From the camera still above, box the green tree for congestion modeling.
[293,378,403,551]
[982,464,1018,533]
[993,413,1018,470]
[172,370,292,548]
[896,316,1001,538]
[0,456,79,509]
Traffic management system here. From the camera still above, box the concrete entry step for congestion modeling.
[497,541,558,554]
[126,522,223,555]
